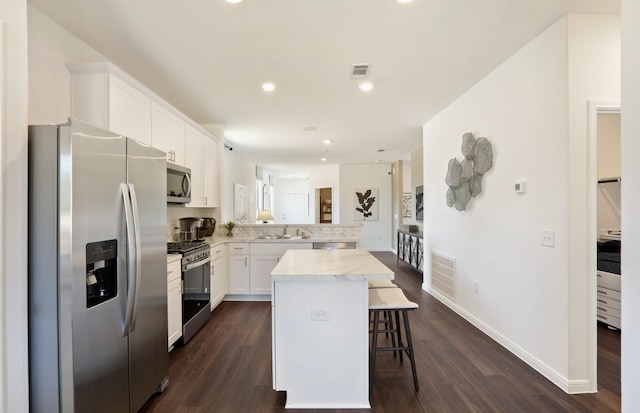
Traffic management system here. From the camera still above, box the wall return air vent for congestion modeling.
[351,64,371,78]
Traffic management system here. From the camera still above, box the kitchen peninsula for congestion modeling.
[271,249,394,409]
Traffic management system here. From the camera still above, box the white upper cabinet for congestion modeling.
[68,64,152,145]
[69,62,219,207]
[107,74,152,145]
[151,101,185,165]
[185,124,204,208]
[185,124,219,208]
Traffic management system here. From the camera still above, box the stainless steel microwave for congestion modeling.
[167,163,191,204]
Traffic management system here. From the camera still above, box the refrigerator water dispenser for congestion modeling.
[86,240,118,308]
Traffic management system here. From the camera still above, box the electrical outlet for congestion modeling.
[541,229,555,247]
[473,280,479,293]
[311,308,331,321]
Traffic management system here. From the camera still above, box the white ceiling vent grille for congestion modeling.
[351,64,371,78]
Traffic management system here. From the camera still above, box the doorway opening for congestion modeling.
[588,100,621,396]
[316,187,333,223]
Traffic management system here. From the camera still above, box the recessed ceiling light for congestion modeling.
[303,126,317,131]
[261,82,276,92]
[225,0,243,3]
[396,0,413,3]
[321,157,327,162]
[322,139,333,145]
[358,82,374,92]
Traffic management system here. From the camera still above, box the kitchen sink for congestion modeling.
[255,234,307,240]
[281,235,303,240]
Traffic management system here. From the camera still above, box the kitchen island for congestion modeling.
[271,249,393,409]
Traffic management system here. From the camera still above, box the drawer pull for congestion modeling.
[597,306,607,312]
[597,314,606,320]
[597,274,602,278]
[597,298,607,304]
[597,289,608,295]
[168,270,173,274]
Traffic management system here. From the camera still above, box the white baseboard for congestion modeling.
[423,285,594,394]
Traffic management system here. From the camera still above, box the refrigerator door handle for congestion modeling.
[121,183,136,337]
[128,183,142,332]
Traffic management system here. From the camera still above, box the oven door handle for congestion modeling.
[183,256,211,272]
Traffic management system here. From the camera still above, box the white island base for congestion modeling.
[271,249,394,409]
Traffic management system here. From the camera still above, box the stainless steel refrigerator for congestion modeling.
[29,119,168,412]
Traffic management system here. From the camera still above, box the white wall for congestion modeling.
[621,0,640,408]
[567,14,621,384]
[0,1,29,411]
[339,164,392,251]
[407,146,424,227]
[272,176,311,224]
[222,148,256,222]
[423,17,572,386]
[402,160,411,193]
[423,14,621,392]
[28,5,106,124]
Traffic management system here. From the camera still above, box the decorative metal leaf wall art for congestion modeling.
[354,188,378,221]
[445,132,493,211]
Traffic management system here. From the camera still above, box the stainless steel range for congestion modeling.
[168,240,211,344]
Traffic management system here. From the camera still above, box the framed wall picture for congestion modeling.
[234,183,249,223]
[416,186,424,221]
[402,193,412,218]
[354,188,378,221]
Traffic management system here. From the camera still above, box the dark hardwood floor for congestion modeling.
[140,252,621,413]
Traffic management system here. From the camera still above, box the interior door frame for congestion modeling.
[587,99,621,391]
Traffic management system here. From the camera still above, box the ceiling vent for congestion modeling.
[351,64,371,78]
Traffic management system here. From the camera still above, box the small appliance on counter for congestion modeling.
[201,217,216,237]
[179,217,204,241]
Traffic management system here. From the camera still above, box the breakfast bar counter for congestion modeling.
[271,249,393,409]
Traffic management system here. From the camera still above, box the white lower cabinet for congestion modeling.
[228,243,250,294]
[210,244,228,309]
[167,256,182,350]
[250,255,280,294]
[249,243,313,295]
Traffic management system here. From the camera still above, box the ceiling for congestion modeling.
[28,0,619,176]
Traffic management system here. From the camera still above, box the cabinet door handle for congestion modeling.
[245,257,248,266]
[204,196,207,205]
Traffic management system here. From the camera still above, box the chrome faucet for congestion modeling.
[283,225,288,236]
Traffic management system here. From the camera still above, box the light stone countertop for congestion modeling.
[271,249,394,281]
[202,235,359,247]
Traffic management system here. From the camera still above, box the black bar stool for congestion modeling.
[368,287,419,394]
